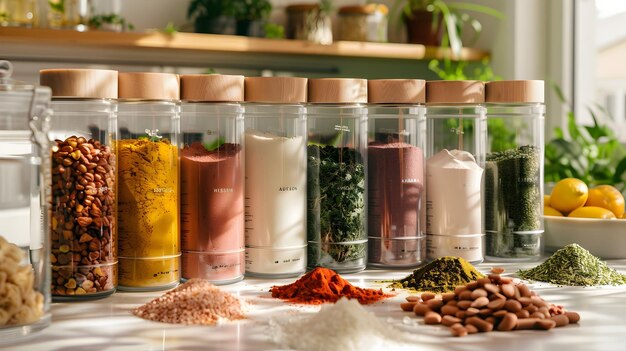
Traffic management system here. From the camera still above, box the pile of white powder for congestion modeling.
[269,298,419,351]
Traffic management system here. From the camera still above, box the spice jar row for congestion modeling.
[37,70,545,297]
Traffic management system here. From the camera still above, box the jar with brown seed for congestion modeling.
[40,68,118,301]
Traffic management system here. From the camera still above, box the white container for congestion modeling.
[425,80,487,264]
[243,77,308,278]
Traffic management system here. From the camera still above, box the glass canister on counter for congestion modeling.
[0,60,51,342]
[367,79,426,268]
[179,74,245,284]
[40,68,118,300]
[484,80,545,261]
[0,0,37,27]
[307,78,368,273]
[425,80,486,264]
[117,72,180,291]
[243,77,308,277]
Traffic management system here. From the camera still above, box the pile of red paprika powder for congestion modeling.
[270,267,393,305]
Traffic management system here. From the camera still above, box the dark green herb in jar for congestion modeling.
[307,145,366,267]
[485,145,542,258]
[518,243,626,286]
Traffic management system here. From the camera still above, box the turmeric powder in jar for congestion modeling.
[116,72,181,291]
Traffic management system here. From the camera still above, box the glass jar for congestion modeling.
[367,79,426,268]
[285,4,333,45]
[117,72,180,291]
[40,68,118,300]
[307,78,368,273]
[337,4,388,42]
[485,80,545,261]
[243,77,308,278]
[180,74,245,284]
[0,60,51,342]
[47,0,89,30]
[0,0,36,27]
[425,80,486,264]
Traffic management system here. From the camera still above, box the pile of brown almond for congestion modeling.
[400,268,580,337]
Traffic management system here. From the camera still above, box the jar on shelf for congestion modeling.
[337,4,388,42]
[0,60,51,343]
[40,68,118,300]
[0,0,37,27]
[484,80,545,261]
[47,0,90,30]
[243,77,308,278]
[180,74,245,284]
[307,78,368,273]
[367,79,427,268]
[285,3,333,45]
[117,72,181,291]
[425,80,486,264]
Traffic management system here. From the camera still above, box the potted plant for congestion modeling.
[89,14,134,32]
[187,0,232,34]
[395,0,502,54]
[225,0,272,37]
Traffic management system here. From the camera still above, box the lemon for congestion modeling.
[544,195,551,206]
[568,206,616,219]
[550,178,588,214]
[544,206,563,217]
[585,185,625,218]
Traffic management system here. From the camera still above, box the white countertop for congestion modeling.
[5,260,626,351]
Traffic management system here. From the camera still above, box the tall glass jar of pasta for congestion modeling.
[40,68,118,300]
[117,72,181,291]
[0,60,51,342]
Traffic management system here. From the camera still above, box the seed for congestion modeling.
[401,302,416,311]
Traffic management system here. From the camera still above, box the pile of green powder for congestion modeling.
[390,257,485,293]
[518,244,626,286]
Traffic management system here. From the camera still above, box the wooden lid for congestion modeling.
[426,80,484,104]
[40,69,118,99]
[485,80,544,103]
[368,79,425,104]
[244,77,307,103]
[308,78,367,103]
[118,72,180,100]
[180,74,244,102]
[286,4,319,12]
[339,4,388,15]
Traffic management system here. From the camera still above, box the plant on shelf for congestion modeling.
[187,0,231,34]
[545,85,626,194]
[88,13,134,32]
[225,0,272,37]
[263,22,285,39]
[394,0,503,55]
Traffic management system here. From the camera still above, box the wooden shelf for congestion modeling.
[0,27,489,78]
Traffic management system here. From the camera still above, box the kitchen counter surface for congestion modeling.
[5,260,626,351]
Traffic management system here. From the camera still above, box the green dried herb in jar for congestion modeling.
[307,145,366,267]
[485,145,542,258]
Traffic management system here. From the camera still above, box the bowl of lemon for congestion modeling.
[544,178,626,259]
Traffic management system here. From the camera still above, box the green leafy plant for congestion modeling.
[0,12,9,22]
[188,0,229,21]
[263,23,285,39]
[88,13,134,31]
[545,84,626,193]
[163,21,178,35]
[225,0,271,22]
[394,0,503,55]
[48,0,65,13]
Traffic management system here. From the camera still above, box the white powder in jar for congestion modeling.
[244,130,307,275]
[269,298,418,351]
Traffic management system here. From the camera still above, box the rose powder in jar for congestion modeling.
[367,79,427,268]
[180,74,245,284]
